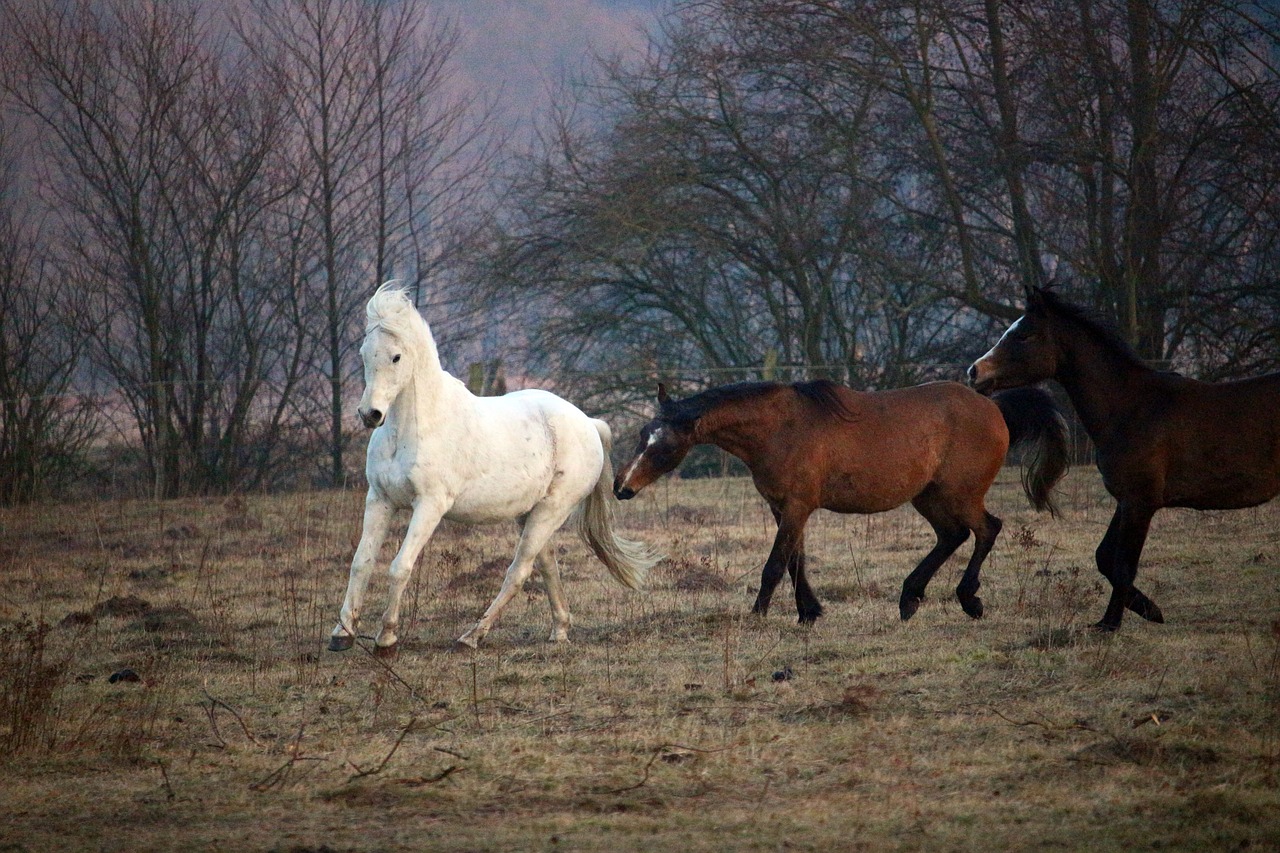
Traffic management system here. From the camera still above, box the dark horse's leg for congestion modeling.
[1096,503,1163,630]
[753,506,822,623]
[954,511,1002,619]
[900,490,971,620]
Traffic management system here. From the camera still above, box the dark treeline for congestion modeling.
[488,0,1280,413]
[2,0,1278,504]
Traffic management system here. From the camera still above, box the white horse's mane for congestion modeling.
[364,283,434,357]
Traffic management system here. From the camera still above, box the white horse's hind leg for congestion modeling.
[457,505,571,648]
[536,546,571,641]
[375,498,444,652]
[330,493,394,651]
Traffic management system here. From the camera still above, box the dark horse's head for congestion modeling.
[613,384,697,500]
[968,286,1065,394]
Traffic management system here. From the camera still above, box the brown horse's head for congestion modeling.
[613,384,697,500]
[968,286,1061,394]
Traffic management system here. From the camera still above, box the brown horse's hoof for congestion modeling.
[796,603,823,625]
[959,596,984,619]
[899,595,922,621]
[328,634,354,652]
[373,642,399,660]
[1130,595,1165,623]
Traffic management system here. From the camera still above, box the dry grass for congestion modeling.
[0,470,1277,852]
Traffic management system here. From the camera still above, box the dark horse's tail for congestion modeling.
[993,387,1070,517]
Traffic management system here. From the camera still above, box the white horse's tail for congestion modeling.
[578,420,663,589]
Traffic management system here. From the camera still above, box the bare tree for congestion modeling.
[238,0,490,486]
[0,130,96,504]
[488,0,1280,403]
[1,0,319,496]
[488,1,974,412]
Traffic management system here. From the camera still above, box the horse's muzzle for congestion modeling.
[966,362,995,394]
[359,408,384,429]
[614,485,636,500]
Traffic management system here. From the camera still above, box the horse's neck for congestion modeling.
[694,395,779,462]
[1056,328,1155,440]
[388,343,450,429]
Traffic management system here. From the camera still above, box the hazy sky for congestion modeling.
[433,0,665,132]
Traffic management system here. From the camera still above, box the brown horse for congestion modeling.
[614,379,1068,623]
[969,286,1280,630]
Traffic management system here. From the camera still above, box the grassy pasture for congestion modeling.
[0,469,1277,852]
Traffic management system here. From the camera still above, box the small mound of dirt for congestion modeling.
[135,605,201,634]
[59,610,96,628]
[661,557,731,592]
[91,595,152,618]
[781,684,879,722]
[445,557,507,593]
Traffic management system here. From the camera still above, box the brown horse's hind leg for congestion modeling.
[955,512,1002,619]
[789,546,823,624]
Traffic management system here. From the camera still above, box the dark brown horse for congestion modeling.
[969,286,1280,630]
[613,379,1069,623]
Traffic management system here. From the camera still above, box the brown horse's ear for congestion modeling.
[1024,284,1046,312]
[657,383,669,404]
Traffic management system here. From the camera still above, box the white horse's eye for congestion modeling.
[392,354,401,363]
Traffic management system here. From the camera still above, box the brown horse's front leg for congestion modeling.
[1096,503,1162,630]
[752,508,820,623]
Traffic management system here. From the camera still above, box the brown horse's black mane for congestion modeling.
[1036,288,1147,371]
[662,380,854,426]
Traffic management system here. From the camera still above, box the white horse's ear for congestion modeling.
[657,383,669,404]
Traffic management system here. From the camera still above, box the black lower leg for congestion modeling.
[956,513,1001,620]
[900,527,969,621]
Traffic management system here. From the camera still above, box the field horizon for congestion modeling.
[0,469,1277,851]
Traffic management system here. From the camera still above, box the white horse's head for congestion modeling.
[357,285,433,429]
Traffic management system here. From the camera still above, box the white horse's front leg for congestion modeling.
[330,493,394,652]
[375,498,444,653]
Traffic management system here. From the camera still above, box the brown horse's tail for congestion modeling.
[993,387,1070,517]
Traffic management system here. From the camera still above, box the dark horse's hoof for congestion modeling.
[1130,594,1165,624]
[959,595,984,620]
[899,594,923,621]
[1090,620,1121,633]
[328,634,355,652]
[797,602,824,625]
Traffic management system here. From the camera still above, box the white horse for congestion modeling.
[328,286,660,652]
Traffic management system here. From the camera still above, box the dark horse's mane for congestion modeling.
[1036,288,1147,370]
[663,380,855,425]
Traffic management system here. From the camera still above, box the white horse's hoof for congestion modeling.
[454,632,480,650]
[373,642,398,660]
[328,634,355,652]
